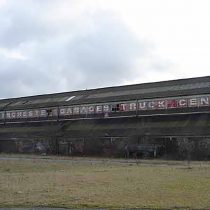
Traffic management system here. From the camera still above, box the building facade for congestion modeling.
[1,76,210,159]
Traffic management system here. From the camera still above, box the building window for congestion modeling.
[111,104,120,112]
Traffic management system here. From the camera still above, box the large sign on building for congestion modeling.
[138,95,210,110]
[0,94,210,121]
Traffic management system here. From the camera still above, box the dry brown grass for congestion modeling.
[0,156,210,209]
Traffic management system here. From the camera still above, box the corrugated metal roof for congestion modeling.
[86,81,210,99]
[1,76,210,110]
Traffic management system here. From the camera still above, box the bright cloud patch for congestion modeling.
[0,0,170,98]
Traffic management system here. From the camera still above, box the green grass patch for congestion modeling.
[0,156,210,209]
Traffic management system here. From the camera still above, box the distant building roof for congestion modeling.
[1,76,210,110]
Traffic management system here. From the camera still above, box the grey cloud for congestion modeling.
[70,14,146,85]
[0,0,56,48]
[0,0,166,99]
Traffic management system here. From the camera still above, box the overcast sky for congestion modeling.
[0,0,210,98]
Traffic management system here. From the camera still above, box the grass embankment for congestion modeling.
[0,156,210,209]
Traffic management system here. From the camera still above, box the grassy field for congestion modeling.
[0,155,210,209]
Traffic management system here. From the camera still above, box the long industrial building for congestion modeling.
[1,76,210,159]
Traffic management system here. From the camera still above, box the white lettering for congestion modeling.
[178,99,187,107]
[73,107,80,114]
[157,100,166,109]
[34,110,40,117]
[96,105,102,113]
[139,102,147,110]
[60,108,66,115]
[188,98,198,107]
[16,111,23,118]
[11,112,16,118]
[6,112,11,119]
[103,105,110,112]
[28,111,34,117]
[0,112,5,119]
[40,110,47,117]
[129,103,137,111]
[22,111,27,118]
[80,106,87,114]
[148,101,155,109]
[66,107,73,115]
[200,97,209,106]
[88,106,95,113]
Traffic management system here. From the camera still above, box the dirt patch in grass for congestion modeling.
[0,156,210,209]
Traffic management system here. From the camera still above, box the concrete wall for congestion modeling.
[1,113,210,159]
